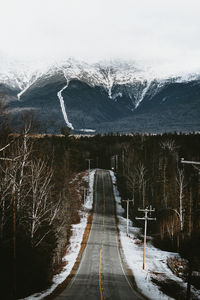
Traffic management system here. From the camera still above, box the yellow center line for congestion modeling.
[99,171,106,300]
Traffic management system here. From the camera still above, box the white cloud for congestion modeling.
[0,0,200,74]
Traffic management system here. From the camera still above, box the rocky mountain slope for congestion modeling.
[0,60,200,133]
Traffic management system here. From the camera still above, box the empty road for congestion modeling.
[54,170,144,300]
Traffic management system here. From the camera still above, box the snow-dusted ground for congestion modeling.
[109,170,200,300]
[20,169,95,300]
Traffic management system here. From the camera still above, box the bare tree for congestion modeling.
[16,121,32,211]
[160,168,186,244]
[126,171,136,200]
[0,166,12,238]
[136,162,147,208]
[160,139,178,153]
[175,168,186,232]
[27,159,57,246]
[159,213,180,242]
[159,139,179,208]
[0,124,61,248]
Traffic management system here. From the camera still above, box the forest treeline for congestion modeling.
[113,134,200,247]
[110,132,200,291]
[0,118,200,298]
[0,124,90,299]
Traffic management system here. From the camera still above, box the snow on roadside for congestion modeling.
[83,169,95,210]
[109,170,200,300]
[20,170,96,300]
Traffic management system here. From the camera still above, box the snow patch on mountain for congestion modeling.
[17,73,40,100]
[1,58,200,109]
[135,81,152,108]
[79,129,96,133]
[57,71,74,130]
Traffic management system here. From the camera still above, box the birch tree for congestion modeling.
[126,171,136,200]
[26,159,60,247]
[0,166,12,238]
[175,168,186,232]
[136,162,147,208]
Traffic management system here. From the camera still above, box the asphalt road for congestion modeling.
[54,170,145,300]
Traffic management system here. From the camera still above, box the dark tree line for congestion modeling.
[0,118,200,299]
[113,134,200,249]
[0,124,92,299]
[109,132,200,293]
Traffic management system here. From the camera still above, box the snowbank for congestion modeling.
[109,170,200,300]
[21,170,95,300]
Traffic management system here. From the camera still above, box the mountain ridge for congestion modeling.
[0,59,200,133]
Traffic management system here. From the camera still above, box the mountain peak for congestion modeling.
[1,57,200,90]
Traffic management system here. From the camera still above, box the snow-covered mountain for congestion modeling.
[0,59,200,133]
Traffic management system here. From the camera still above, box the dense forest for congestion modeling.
[0,124,91,299]
[114,133,200,246]
[0,118,200,298]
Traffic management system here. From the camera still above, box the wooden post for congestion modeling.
[122,199,134,236]
[136,207,156,270]
[143,209,148,270]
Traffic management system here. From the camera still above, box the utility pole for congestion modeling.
[86,159,92,186]
[181,158,200,300]
[122,199,134,236]
[136,206,156,270]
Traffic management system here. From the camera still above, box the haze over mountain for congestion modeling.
[1,0,200,72]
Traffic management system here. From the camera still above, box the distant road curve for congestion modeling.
[54,169,145,300]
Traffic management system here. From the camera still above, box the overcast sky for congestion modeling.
[0,0,200,74]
